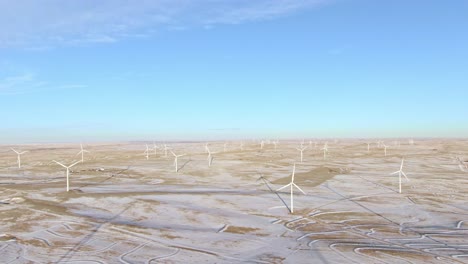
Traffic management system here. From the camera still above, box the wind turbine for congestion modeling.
[272,141,278,151]
[206,145,213,167]
[152,142,159,154]
[163,144,170,157]
[76,143,90,163]
[276,163,306,213]
[377,141,382,148]
[390,158,409,193]
[223,142,227,153]
[383,144,388,156]
[171,151,186,173]
[53,160,80,192]
[367,142,370,152]
[456,157,467,172]
[260,140,264,150]
[144,144,150,160]
[296,146,308,163]
[240,142,244,151]
[321,143,328,160]
[11,148,27,169]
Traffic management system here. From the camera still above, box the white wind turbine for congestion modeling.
[152,142,159,155]
[383,144,388,156]
[456,157,467,172]
[276,163,306,213]
[11,148,27,169]
[260,140,265,150]
[144,144,150,160]
[272,141,278,151]
[171,151,186,173]
[296,145,308,163]
[377,140,382,148]
[390,158,409,193]
[53,160,81,192]
[321,143,328,160]
[76,143,90,163]
[163,144,170,157]
[240,141,244,151]
[367,142,370,152]
[224,142,227,153]
[206,145,213,167]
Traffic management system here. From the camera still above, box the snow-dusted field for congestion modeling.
[1,139,467,263]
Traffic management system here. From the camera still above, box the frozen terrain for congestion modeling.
[1,139,468,263]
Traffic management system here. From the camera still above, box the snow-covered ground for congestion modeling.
[1,139,467,263]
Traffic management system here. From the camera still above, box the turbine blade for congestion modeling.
[69,161,81,168]
[53,160,67,168]
[402,171,409,181]
[390,171,399,175]
[276,183,292,192]
[293,183,306,195]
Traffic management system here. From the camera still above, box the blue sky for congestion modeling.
[0,0,467,143]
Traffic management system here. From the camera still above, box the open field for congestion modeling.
[1,139,468,263]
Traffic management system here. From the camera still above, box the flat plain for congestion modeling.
[1,139,467,263]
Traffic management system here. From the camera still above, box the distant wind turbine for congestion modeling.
[152,142,159,154]
[276,163,306,213]
[206,145,213,167]
[383,144,388,157]
[171,151,186,173]
[76,143,90,163]
[321,143,328,160]
[456,157,467,172]
[163,144,171,157]
[144,144,150,160]
[53,160,81,192]
[11,148,27,169]
[296,146,308,163]
[390,158,409,193]
[273,141,278,151]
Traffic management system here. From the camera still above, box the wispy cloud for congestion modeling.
[0,72,86,95]
[0,0,326,48]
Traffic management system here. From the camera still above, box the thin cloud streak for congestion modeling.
[0,0,327,48]
[0,73,87,95]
